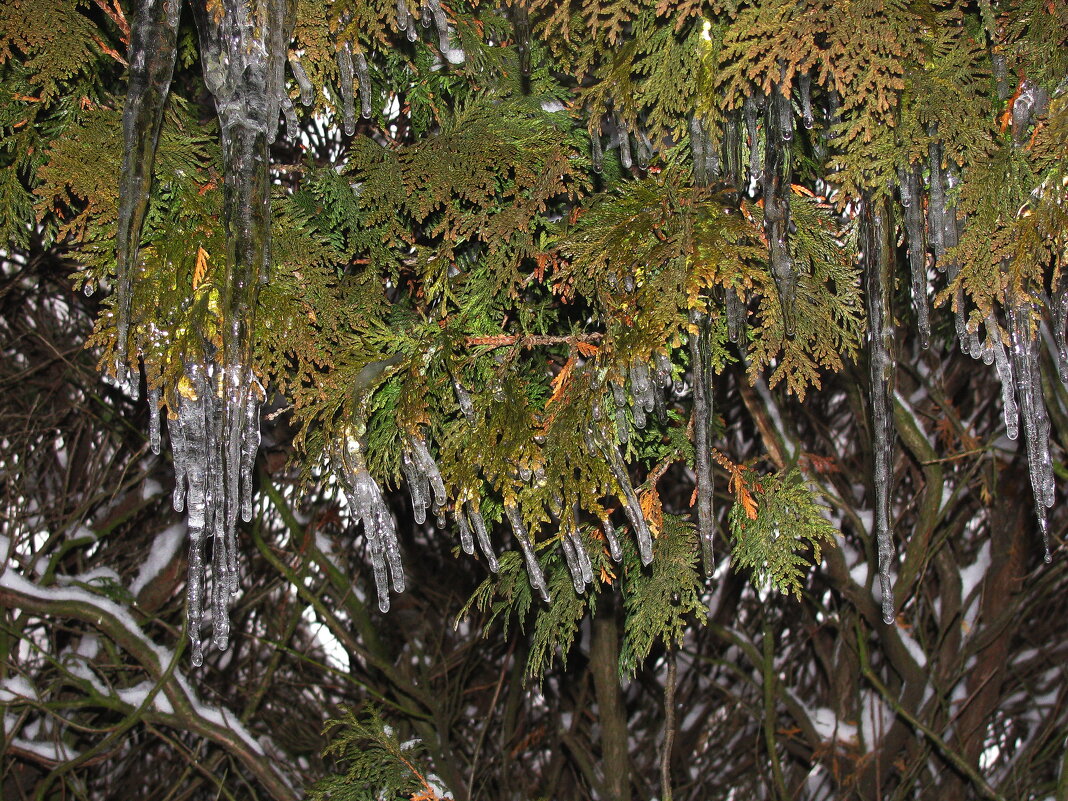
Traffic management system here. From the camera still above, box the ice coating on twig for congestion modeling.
[281,93,299,136]
[114,0,181,378]
[336,434,405,612]
[504,503,549,602]
[863,200,897,624]
[985,315,1019,440]
[688,311,716,577]
[1007,301,1055,562]
[585,424,653,566]
[899,164,930,349]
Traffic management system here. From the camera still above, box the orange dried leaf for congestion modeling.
[575,340,599,357]
[193,246,211,290]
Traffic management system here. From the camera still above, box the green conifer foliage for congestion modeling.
[1,0,1064,705]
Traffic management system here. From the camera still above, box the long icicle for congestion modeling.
[898,163,930,349]
[763,81,797,338]
[863,197,897,625]
[114,0,181,377]
[688,310,716,577]
[1007,299,1056,561]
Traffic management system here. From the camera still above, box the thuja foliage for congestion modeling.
[1,0,1065,684]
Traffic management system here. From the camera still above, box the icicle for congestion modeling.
[281,93,299,136]
[114,0,182,375]
[635,130,653,170]
[927,136,947,270]
[688,311,716,577]
[336,43,357,136]
[721,109,743,193]
[504,503,550,602]
[239,379,263,523]
[289,53,314,106]
[899,163,930,349]
[412,437,446,508]
[600,516,623,562]
[616,114,633,169]
[424,0,461,62]
[568,524,594,585]
[179,364,209,665]
[690,115,707,184]
[799,72,814,130]
[610,380,629,444]
[354,50,373,119]
[148,385,162,455]
[466,502,499,572]
[337,434,405,611]
[1007,301,1055,562]
[396,0,413,35]
[169,410,188,513]
[1053,276,1068,385]
[744,95,763,186]
[402,448,429,524]
[590,125,604,172]
[453,379,475,420]
[764,84,796,338]
[585,424,653,565]
[1011,81,1049,145]
[456,508,475,555]
[985,315,1019,440]
[726,290,745,344]
[559,534,586,594]
[862,199,897,624]
[508,2,532,77]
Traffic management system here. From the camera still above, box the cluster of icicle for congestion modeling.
[335,359,675,613]
[116,0,469,661]
[166,368,264,666]
[669,72,1063,622]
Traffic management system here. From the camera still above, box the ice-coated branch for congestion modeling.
[114,0,181,374]
[863,198,898,624]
